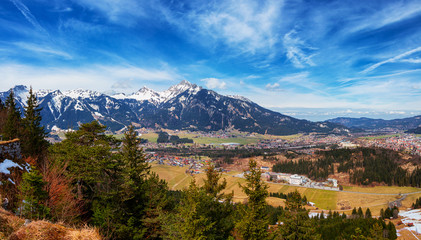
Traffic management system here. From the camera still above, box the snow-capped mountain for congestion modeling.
[0,81,349,135]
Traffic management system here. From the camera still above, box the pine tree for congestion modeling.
[357,207,364,218]
[21,87,48,162]
[380,208,385,219]
[168,165,234,239]
[49,121,117,221]
[0,98,6,134]
[19,166,50,220]
[113,124,151,239]
[236,159,270,240]
[276,190,321,240]
[365,208,372,218]
[121,125,150,185]
[3,89,21,140]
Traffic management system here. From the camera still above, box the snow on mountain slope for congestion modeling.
[0,80,351,135]
[161,80,201,101]
[63,89,102,99]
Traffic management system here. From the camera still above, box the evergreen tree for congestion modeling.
[168,165,234,239]
[365,208,372,218]
[369,223,385,240]
[357,207,364,218]
[21,86,48,161]
[0,99,5,134]
[3,89,21,140]
[114,124,151,239]
[236,159,269,240]
[19,166,50,220]
[49,121,118,220]
[276,190,320,239]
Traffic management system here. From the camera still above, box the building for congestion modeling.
[289,174,304,185]
[277,173,291,182]
[327,178,338,187]
[339,141,358,149]
[260,166,270,172]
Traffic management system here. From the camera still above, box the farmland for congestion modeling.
[151,163,421,216]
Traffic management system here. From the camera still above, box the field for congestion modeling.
[131,130,302,145]
[359,134,400,140]
[151,163,421,216]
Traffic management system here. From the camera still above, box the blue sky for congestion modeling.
[1,0,421,120]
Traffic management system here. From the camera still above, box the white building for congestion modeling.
[327,178,338,187]
[277,173,291,182]
[289,174,304,185]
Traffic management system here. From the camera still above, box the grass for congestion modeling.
[139,130,302,145]
[140,132,159,143]
[342,185,421,194]
[151,164,419,215]
[359,134,400,140]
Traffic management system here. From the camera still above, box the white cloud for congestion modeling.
[201,78,227,89]
[13,42,72,59]
[362,46,421,73]
[71,0,147,25]
[349,1,421,33]
[400,58,421,63]
[159,0,283,55]
[283,30,316,68]
[9,0,49,36]
[265,82,281,91]
[0,64,181,93]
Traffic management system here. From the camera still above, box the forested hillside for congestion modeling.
[273,148,421,186]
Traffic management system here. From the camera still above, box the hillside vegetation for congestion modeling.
[273,148,421,186]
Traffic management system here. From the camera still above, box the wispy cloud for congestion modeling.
[349,1,421,33]
[265,82,281,91]
[193,0,282,54]
[13,42,72,59]
[0,64,181,93]
[9,0,49,36]
[361,46,421,73]
[283,30,316,68]
[201,78,227,90]
[71,0,147,26]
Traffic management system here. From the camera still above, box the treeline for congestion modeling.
[273,148,421,186]
[147,146,280,162]
[156,131,193,144]
[273,191,396,239]
[412,197,421,209]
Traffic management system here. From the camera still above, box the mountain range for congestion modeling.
[327,116,421,131]
[0,81,351,135]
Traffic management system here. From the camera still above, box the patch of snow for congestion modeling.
[51,125,61,132]
[90,104,99,110]
[0,159,23,174]
[8,178,15,184]
[126,86,165,104]
[112,93,127,99]
[74,101,84,111]
[227,95,252,103]
[94,112,103,117]
[161,80,201,101]
[36,89,54,98]
[64,89,102,99]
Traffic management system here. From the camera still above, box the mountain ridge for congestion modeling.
[0,82,349,135]
[327,116,421,131]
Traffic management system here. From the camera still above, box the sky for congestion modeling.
[0,0,421,121]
